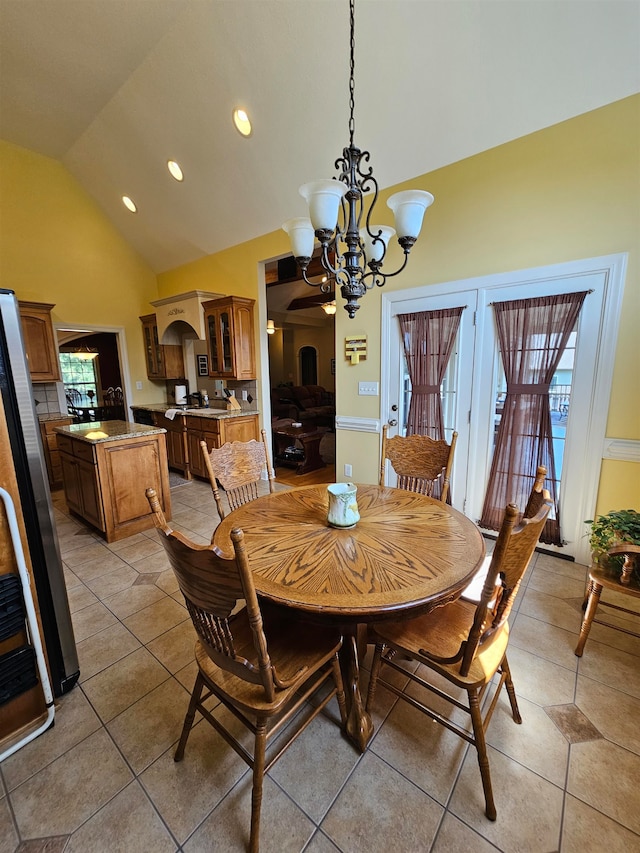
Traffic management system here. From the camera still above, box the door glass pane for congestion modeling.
[221,311,232,372]
[399,325,461,445]
[152,325,163,374]
[144,326,154,374]
[208,314,219,370]
[491,327,577,506]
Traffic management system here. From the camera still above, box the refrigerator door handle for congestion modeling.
[0,486,55,761]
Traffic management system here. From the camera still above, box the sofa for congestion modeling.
[291,385,335,428]
[270,388,299,421]
[271,385,335,429]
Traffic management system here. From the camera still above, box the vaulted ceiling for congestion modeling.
[1,0,638,284]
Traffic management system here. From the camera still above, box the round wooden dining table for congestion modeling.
[213,483,486,751]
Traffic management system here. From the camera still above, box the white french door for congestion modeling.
[387,289,477,508]
[381,254,627,563]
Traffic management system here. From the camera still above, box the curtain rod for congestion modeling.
[487,289,594,306]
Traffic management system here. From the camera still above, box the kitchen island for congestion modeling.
[55,420,171,542]
[130,405,259,479]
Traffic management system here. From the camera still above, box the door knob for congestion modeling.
[391,404,398,411]
[388,419,398,426]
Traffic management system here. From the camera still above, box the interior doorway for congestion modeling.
[55,324,132,421]
[300,346,318,385]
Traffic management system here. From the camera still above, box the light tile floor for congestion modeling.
[2,478,640,852]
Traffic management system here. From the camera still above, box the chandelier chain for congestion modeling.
[284,0,432,317]
[348,0,355,147]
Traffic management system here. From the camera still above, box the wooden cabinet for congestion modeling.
[18,301,60,382]
[58,435,104,528]
[39,417,74,489]
[202,296,256,380]
[139,314,185,380]
[57,429,171,542]
[153,411,189,477]
[185,413,259,478]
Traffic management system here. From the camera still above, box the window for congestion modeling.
[59,352,99,407]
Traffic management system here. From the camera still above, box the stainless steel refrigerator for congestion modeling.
[0,289,79,713]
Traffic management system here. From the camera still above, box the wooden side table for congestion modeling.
[273,424,325,474]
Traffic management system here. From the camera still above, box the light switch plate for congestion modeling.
[358,382,379,396]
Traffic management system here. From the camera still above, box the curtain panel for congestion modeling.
[397,307,463,440]
[479,291,588,545]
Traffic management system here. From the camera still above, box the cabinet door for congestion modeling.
[231,303,256,380]
[76,458,104,529]
[206,310,222,376]
[167,429,188,472]
[218,307,233,375]
[186,429,206,478]
[153,325,164,377]
[60,453,103,528]
[220,415,259,444]
[162,345,184,380]
[60,454,82,515]
[141,318,158,377]
[141,315,170,379]
[203,297,256,380]
[18,303,61,381]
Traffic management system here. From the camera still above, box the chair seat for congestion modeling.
[460,554,493,603]
[195,607,343,716]
[371,599,510,689]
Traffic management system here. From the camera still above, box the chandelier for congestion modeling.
[283,0,433,318]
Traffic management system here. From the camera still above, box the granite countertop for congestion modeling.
[130,404,259,421]
[54,420,166,444]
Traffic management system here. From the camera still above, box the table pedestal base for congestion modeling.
[340,630,373,752]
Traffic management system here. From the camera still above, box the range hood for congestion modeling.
[151,291,223,342]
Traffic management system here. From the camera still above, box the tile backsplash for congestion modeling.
[32,381,65,416]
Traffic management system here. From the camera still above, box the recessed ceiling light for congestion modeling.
[167,160,184,181]
[233,108,252,137]
[122,195,137,213]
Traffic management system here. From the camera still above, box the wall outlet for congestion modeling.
[344,463,352,477]
[241,390,248,401]
[358,381,379,396]
[136,380,143,390]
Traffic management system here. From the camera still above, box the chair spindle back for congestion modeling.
[201,429,275,521]
[460,493,551,675]
[146,487,278,701]
[380,424,457,502]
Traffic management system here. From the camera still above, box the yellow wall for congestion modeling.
[2,95,638,515]
[0,139,160,401]
[157,95,640,515]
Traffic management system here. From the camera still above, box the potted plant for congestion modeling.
[585,508,640,581]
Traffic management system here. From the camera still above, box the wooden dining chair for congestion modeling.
[379,424,457,503]
[145,488,347,853]
[365,491,552,821]
[201,428,276,524]
[461,465,548,603]
[574,543,640,656]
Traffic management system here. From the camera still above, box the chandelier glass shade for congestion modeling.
[74,346,98,360]
[283,0,433,318]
